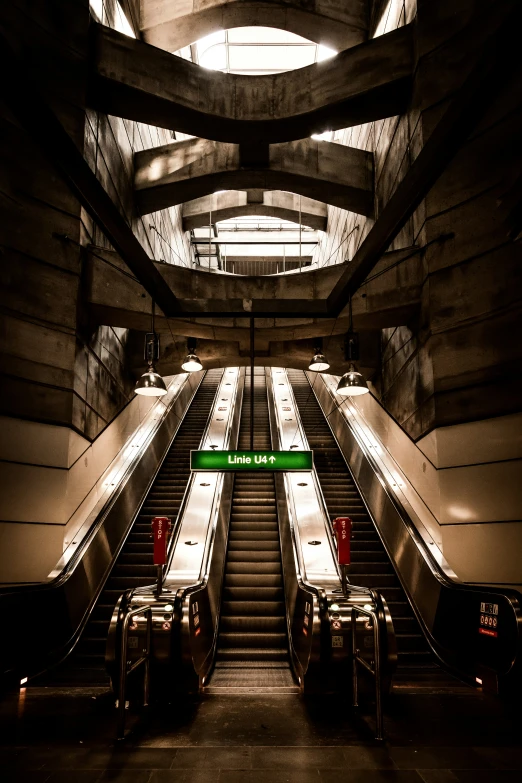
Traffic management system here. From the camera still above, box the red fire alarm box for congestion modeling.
[332,517,352,565]
[151,516,172,565]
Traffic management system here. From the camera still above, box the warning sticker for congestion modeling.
[479,627,498,638]
[332,636,343,648]
[128,637,139,649]
[479,602,499,637]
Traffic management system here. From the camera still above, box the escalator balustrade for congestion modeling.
[45,369,223,685]
[287,369,440,681]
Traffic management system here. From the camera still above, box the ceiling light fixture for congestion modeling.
[336,363,369,396]
[135,301,168,397]
[308,339,330,372]
[335,298,369,396]
[181,338,203,373]
[309,352,330,372]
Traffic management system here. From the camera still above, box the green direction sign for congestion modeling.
[191,450,313,472]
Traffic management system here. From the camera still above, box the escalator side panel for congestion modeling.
[48,369,224,685]
[287,369,434,675]
[308,372,522,691]
[0,372,204,686]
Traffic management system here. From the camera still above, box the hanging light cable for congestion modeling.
[336,296,369,396]
[135,301,168,396]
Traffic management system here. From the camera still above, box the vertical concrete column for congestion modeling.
[379,0,522,569]
[0,1,137,579]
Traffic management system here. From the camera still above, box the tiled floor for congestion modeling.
[1,687,521,782]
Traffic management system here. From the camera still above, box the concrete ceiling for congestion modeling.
[140,0,369,53]
[88,22,413,144]
[134,137,374,216]
[182,191,328,232]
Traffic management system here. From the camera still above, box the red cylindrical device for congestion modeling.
[332,516,352,565]
[151,516,172,565]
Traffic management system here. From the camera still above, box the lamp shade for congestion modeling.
[308,353,330,372]
[336,363,369,396]
[181,353,203,372]
[135,367,168,396]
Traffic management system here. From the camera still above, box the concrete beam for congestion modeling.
[89,22,414,143]
[85,245,421,329]
[182,191,328,231]
[140,0,369,53]
[134,138,374,216]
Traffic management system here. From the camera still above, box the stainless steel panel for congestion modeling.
[113,368,244,694]
[311,373,522,691]
[266,368,394,694]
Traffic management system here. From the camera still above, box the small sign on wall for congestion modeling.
[479,602,498,638]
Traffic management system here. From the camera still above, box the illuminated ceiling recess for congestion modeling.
[186,27,336,273]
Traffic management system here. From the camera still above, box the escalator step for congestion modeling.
[221,601,285,616]
[223,586,284,600]
[209,370,295,690]
[225,574,283,587]
[216,648,289,662]
[229,531,279,541]
[227,550,281,562]
[220,617,286,632]
[226,562,282,574]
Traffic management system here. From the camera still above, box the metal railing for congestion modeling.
[117,605,152,740]
[351,604,384,741]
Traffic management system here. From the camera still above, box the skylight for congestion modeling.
[186,27,334,273]
[196,27,335,74]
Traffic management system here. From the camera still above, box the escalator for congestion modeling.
[44,369,223,685]
[207,368,298,692]
[287,369,452,686]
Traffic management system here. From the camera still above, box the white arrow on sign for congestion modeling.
[269,456,276,463]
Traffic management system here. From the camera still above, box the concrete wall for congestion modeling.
[0,0,193,582]
[377,0,522,441]
[312,0,417,269]
[311,0,522,586]
[85,0,194,266]
[0,373,195,582]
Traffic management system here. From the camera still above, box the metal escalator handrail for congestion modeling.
[175,367,242,585]
[280,472,322,602]
[351,603,384,741]
[324,381,522,597]
[313,375,522,684]
[132,367,241,596]
[266,370,323,602]
[116,603,152,740]
[282,369,377,599]
[165,370,244,678]
[269,370,394,692]
[112,369,244,691]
